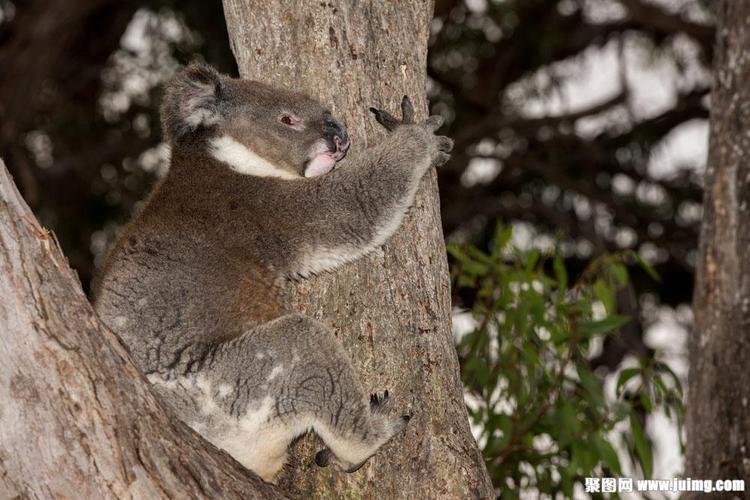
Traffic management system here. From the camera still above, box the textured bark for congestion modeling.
[687,1,750,495]
[0,159,284,499]
[221,2,493,498]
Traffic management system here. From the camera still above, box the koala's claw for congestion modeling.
[425,114,444,131]
[437,136,454,152]
[400,95,415,124]
[434,152,451,168]
[369,95,416,131]
[393,413,412,433]
[370,390,393,414]
[369,107,400,131]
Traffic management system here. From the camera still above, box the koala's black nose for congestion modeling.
[323,114,350,154]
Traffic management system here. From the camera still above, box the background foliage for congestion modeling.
[451,225,683,497]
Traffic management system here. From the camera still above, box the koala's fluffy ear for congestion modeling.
[161,63,224,142]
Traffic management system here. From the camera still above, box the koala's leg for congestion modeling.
[152,313,409,481]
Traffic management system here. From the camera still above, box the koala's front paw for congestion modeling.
[425,115,454,168]
[369,96,453,168]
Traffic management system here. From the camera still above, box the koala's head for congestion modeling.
[161,63,350,178]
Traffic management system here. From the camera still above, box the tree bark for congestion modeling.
[221,2,493,498]
[0,159,284,499]
[687,1,750,494]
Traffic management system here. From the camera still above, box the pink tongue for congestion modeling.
[305,154,336,178]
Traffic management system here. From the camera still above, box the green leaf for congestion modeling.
[577,365,605,407]
[655,361,684,397]
[522,343,541,366]
[639,387,654,412]
[555,402,581,444]
[495,414,514,451]
[632,251,661,282]
[553,254,568,291]
[446,243,466,261]
[616,367,641,397]
[464,259,490,277]
[500,488,519,500]
[592,435,622,475]
[524,249,541,273]
[630,413,653,478]
[493,223,513,257]
[578,440,598,472]
[581,315,629,337]
[610,263,629,288]
[593,279,614,314]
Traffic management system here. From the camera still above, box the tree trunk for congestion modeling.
[687,1,750,494]
[221,2,493,498]
[0,159,283,499]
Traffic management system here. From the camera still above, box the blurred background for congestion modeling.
[0,0,715,496]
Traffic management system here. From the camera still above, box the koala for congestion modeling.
[93,63,452,481]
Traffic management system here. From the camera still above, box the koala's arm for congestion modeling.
[287,98,452,277]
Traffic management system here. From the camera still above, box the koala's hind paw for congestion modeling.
[370,390,393,414]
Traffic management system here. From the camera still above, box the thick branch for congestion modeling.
[0,159,283,499]
[687,1,750,490]
[221,1,493,498]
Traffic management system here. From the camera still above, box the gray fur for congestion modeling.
[94,63,452,481]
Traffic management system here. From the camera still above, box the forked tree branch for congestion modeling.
[0,159,284,499]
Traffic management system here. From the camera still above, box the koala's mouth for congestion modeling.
[305,136,350,178]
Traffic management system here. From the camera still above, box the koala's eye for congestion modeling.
[279,114,302,130]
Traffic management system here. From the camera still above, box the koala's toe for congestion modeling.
[434,152,451,167]
[344,460,368,474]
[390,413,411,434]
[369,107,400,131]
[401,95,415,124]
[370,390,393,413]
[437,136,454,152]
[425,115,444,131]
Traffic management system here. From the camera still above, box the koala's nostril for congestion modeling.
[323,114,350,159]
[334,134,350,154]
